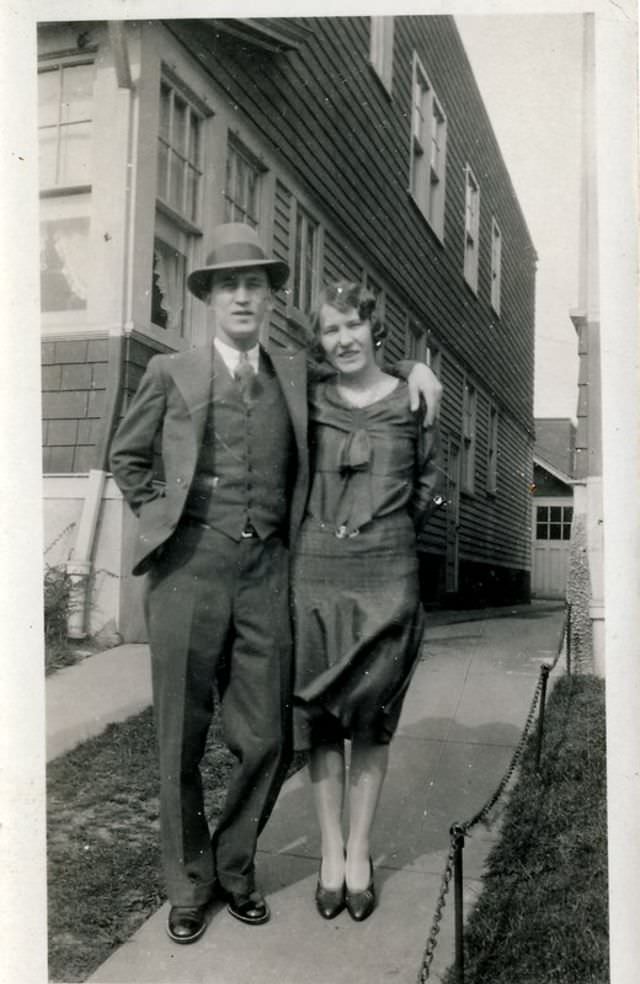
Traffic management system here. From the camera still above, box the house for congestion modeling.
[38,16,537,641]
[531,418,575,600]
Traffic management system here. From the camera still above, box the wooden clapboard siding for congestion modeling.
[169,16,535,441]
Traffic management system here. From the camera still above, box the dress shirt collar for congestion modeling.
[214,336,260,375]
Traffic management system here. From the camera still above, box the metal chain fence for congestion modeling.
[416,605,569,984]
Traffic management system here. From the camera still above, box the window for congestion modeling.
[38,60,93,189]
[536,505,573,541]
[291,203,320,315]
[363,271,386,322]
[40,212,90,312]
[151,232,187,335]
[405,318,427,362]
[157,78,203,224]
[409,53,447,239]
[461,380,477,493]
[38,59,94,317]
[463,166,480,292]
[224,136,265,229]
[152,76,206,341]
[369,17,395,92]
[487,404,499,494]
[491,218,502,314]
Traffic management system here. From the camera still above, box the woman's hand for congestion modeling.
[407,363,443,426]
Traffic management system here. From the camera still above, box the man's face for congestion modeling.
[318,303,376,376]
[208,267,273,350]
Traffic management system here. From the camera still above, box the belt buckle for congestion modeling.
[241,525,256,539]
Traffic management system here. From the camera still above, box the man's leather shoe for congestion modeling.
[167,904,208,943]
[224,889,270,925]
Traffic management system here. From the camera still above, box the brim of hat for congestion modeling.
[187,258,290,298]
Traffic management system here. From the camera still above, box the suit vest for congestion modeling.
[183,348,295,541]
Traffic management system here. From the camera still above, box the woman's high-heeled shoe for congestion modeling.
[345,858,376,922]
[315,863,346,919]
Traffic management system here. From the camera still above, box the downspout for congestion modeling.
[66,21,135,638]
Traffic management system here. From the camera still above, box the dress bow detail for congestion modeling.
[338,428,371,474]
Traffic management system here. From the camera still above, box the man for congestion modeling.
[110,223,442,944]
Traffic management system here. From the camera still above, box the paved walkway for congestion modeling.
[47,602,565,984]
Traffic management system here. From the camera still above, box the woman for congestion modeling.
[292,281,443,922]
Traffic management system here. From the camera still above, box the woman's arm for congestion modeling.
[409,421,446,532]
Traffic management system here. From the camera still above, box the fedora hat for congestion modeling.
[187,223,290,299]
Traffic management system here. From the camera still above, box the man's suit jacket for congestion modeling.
[110,345,309,576]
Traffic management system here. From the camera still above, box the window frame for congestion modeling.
[490,217,503,315]
[463,164,481,293]
[223,132,267,230]
[38,56,95,194]
[287,197,323,324]
[369,17,395,94]
[150,71,209,347]
[535,504,574,542]
[409,52,447,241]
[486,402,499,495]
[461,378,477,495]
[156,74,206,227]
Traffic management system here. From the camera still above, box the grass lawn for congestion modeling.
[48,707,241,982]
[444,674,608,984]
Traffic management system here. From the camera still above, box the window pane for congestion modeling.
[235,155,245,211]
[564,506,574,524]
[549,524,562,540]
[159,84,171,144]
[294,210,303,308]
[173,96,188,156]
[304,222,314,312]
[40,217,90,311]
[61,64,93,123]
[188,113,200,168]
[537,506,549,522]
[169,151,184,211]
[536,523,547,540]
[186,166,199,223]
[151,238,186,335]
[549,506,562,522]
[157,142,169,199]
[38,127,58,187]
[562,524,572,541]
[58,121,91,185]
[38,68,60,127]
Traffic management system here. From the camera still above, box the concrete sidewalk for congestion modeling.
[55,602,565,984]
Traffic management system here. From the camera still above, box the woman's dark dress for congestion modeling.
[292,380,441,751]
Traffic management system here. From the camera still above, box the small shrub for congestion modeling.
[44,565,72,646]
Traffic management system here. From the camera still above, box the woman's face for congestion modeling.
[318,303,376,376]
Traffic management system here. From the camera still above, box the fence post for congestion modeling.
[535,663,551,772]
[451,823,466,984]
[566,603,572,676]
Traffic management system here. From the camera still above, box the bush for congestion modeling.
[44,565,72,646]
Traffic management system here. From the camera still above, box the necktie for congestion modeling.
[234,350,256,402]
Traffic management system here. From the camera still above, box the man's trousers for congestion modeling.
[144,522,292,906]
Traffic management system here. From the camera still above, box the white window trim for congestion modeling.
[463,164,480,293]
[409,52,447,241]
[490,217,502,315]
[369,17,395,93]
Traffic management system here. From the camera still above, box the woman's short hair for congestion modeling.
[307,280,387,357]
